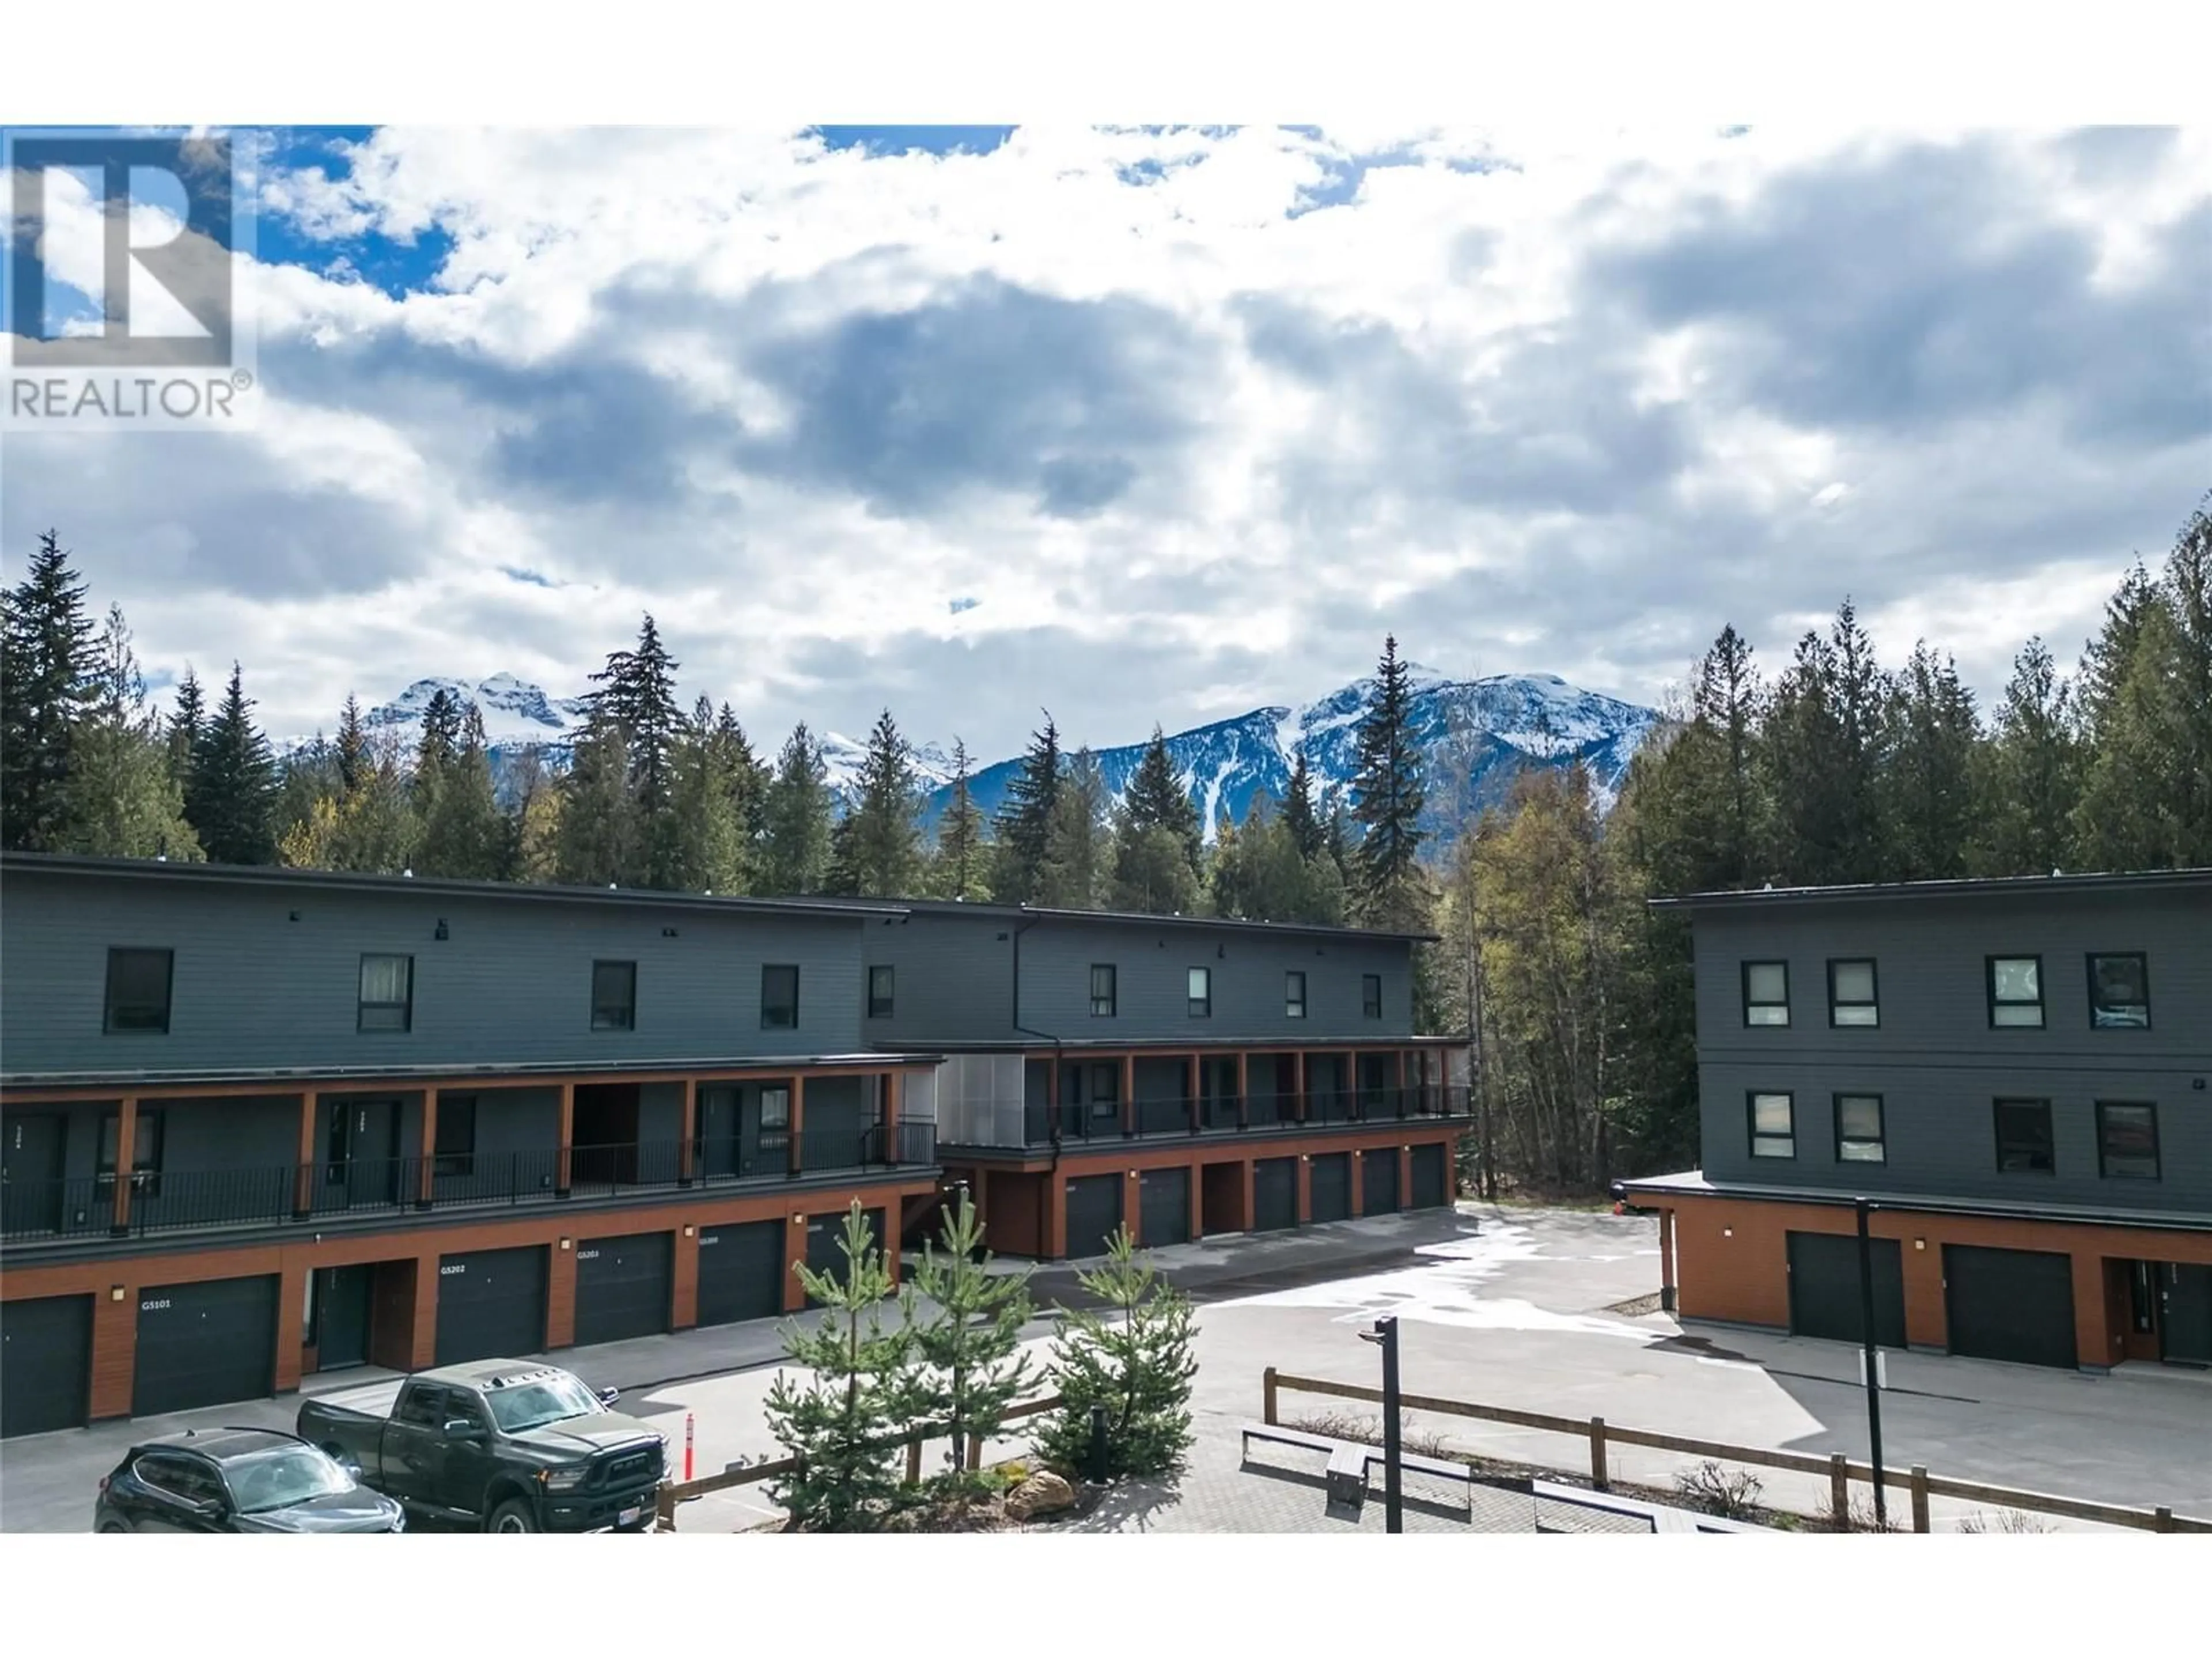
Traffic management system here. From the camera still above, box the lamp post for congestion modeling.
[1855,1198,1888,1529]
[1358,1315,1403,1533]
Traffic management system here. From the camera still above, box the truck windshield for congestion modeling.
[483,1373,603,1433]
[224,1445,355,1513]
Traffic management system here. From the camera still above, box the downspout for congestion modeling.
[1010,913,1068,1176]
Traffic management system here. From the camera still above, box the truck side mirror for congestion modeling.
[597,1387,620,1407]
[444,1418,483,1441]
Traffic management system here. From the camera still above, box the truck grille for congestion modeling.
[598,1445,660,1489]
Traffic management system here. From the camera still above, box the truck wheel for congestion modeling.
[488,1498,539,1535]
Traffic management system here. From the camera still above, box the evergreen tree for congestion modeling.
[757,723,833,895]
[1883,642,1980,881]
[591,615,686,887]
[929,737,993,901]
[1038,745,1109,908]
[2157,499,2212,863]
[835,709,924,897]
[1,530,97,850]
[1110,813,1202,915]
[1120,727,1202,872]
[553,709,642,886]
[416,704,507,878]
[272,733,340,854]
[763,1202,913,1532]
[165,667,205,790]
[1763,600,1890,885]
[668,698,759,894]
[904,1194,1036,1488]
[1974,637,2082,875]
[508,748,565,883]
[1282,747,1323,862]
[278,728,418,874]
[333,692,370,796]
[991,714,1062,904]
[185,664,279,865]
[1034,1230,1196,1480]
[54,605,203,860]
[1347,635,1429,930]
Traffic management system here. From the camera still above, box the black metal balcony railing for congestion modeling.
[0,1175,112,1244]
[1010,1085,1474,1148]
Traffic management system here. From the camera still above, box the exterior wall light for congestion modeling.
[1721,1227,1733,1238]
[559,1237,571,1250]
[434,919,449,940]
[1914,1238,1926,1251]
[109,1285,126,1301]
[683,1224,695,1237]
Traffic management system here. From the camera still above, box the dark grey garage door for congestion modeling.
[435,1245,548,1366]
[1786,1230,1906,1348]
[1309,1153,1351,1223]
[1410,1143,1449,1210]
[1065,1175,1122,1260]
[1139,1168,1191,1249]
[805,1206,886,1299]
[573,1232,673,1347]
[134,1276,279,1418]
[2,1294,92,1438]
[1944,1245,2077,1369]
[696,1220,785,1327]
[1362,1150,1400,1216]
[1253,1158,1297,1232]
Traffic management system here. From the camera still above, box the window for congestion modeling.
[1987,956,2043,1028]
[395,1384,449,1429]
[1187,967,1211,1019]
[434,1097,476,1178]
[1743,961,1789,1027]
[1749,1092,1794,1158]
[760,964,799,1030]
[1835,1094,1885,1164]
[1362,975,1382,1020]
[868,964,895,1020]
[137,1453,222,1507]
[759,1086,791,1130]
[358,955,413,1033]
[2086,953,2150,1029]
[97,1107,164,1195]
[2096,1102,2160,1180]
[590,960,637,1031]
[1089,964,1117,1018]
[1285,971,1307,1020]
[1994,1098,2055,1174]
[104,948,173,1033]
[1828,960,1878,1028]
[1087,1063,1120,1120]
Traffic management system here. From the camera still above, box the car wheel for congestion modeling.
[488,1498,539,1535]
[97,1520,131,1535]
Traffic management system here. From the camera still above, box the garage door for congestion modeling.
[1253,1158,1297,1232]
[134,1276,279,1418]
[1410,1144,1449,1210]
[1786,1231,1906,1348]
[1944,1245,2077,1369]
[2,1294,92,1438]
[805,1206,886,1300]
[435,1245,548,1366]
[697,1220,785,1327]
[1362,1150,1401,1216]
[1139,1168,1191,1249]
[573,1232,673,1347]
[1309,1153,1352,1223]
[1065,1175,1123,1260]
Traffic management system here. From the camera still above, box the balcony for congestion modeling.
[1003,1085,1473,1150]
[0,1122,940,1249]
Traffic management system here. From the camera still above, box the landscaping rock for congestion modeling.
[1004,1471,1077,1522]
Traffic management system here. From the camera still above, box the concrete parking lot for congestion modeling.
[6,1205,2207,1532]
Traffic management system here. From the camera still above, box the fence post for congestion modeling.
[653,1482,676,1533]
[1589,1418,1609,1491]
[1830,1455,1851,1530]
[1910,1465,1930,1534]
[967,1434,984,1473]
[906,1437,923,1484]
[1263,1366,1280,1426]
[2154,1506,2173,1533]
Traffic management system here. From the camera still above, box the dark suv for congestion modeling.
[95,1427,405,1533]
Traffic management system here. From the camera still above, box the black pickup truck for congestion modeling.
[297,1359,666,1533]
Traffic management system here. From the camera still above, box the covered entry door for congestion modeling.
[1139,1168,1191,1248]
[2161,1263,2212,1366]
[134,1275,280,1417]
[435,1245,548,1365]
[2,1111,68,1236]
[1786,1231,1906,1348]
[1308,1153,1351,1222]
[696,1221,785,1326]
[1065,1175,1122,1260]
[323,1099,402,1210]
[313,1264,376,1370]
[574,1232,673,1346]
[2,1293,92,1438]
[1944,1245,2077,1369]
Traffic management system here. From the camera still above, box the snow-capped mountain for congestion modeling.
[361,673,594,752]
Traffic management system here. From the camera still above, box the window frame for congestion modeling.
[589,959,638,1032]
[357,953,414,1034]
[1086,1062,1120,1121]
[2084,952,2151,1031]
[866,964,895,1020]
[1741,960,1790,1027]
[1285,970,1308,1020]
[1827,959,1879,1028]
[1089,964,1117,1018]
[760,964,800,1031]
[97,1105,165,1196]
[1834,1093,1885,1164]
[1361,974,1382,1020]
[1748,1091,1796,1160]
[1993,1097,2056,1175]
[1986,955,2044,1029]
[103,946,174,1035]
[2094,1101,2160,1180]
[433,1096,477,1179]
[758,1085,791,1131]
[1187,967,1212,1020]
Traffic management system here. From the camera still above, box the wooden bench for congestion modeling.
[1238,1423,1486,1517]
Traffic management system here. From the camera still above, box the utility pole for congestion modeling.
[1855,1198,1888,1529]
[1359,1315,1404,1532]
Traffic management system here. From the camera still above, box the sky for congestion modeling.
[3,123,2207,757]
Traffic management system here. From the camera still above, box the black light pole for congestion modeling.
[1360,1315,1404,1533]
[1855,1198,1888,1529]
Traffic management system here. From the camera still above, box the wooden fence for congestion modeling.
[1263,1368,2212,1535]
[652,1393,1066,1531]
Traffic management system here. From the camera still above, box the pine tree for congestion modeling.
[508,748,565,882]
[333,693,370,797]
[416,703,507,878]
[904,1193,1036,1488]
[757,723,833,895]
[185,664,279,865]
[1975,637,2082,875]
[668,698,759,894]
[991,714,1062,904]
[1347,636,1430,930]
[591,616,686,887]
[1,530,97,850]
[1033,1229,1196,1480]
[1282,746,1323,862]
[763,1202,914,1532]
[552,709,641,886]
[1883,642,1980,881]
[1039,745,1108,909]
[1120,727,1202,872]
[2157,499,2212,863]
[278,728,418,874]
[165,667,205,790]
[54,605,203,860]
[929,737,993,901]
[1764,600,1890,885]
[836,709,923,897]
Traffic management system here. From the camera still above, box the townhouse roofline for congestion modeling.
[872,895,1441,944]
[1616,1168,2212,1234]
[899,1035,1471,1054]
[1647,866,2212,911]
[0,1051,948,1096]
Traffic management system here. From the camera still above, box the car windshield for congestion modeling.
[483,1372,603,1433]
[222,1445,355,1513]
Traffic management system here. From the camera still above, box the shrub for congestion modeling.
[1672,1460,1766,1521]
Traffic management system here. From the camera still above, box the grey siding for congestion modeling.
[1,870,872,1077]
[861,914,1015,1046]
[1691,883,2212,1214]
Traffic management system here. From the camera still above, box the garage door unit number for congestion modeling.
[440,1263,467,1276]
[139,1298,171,1312]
